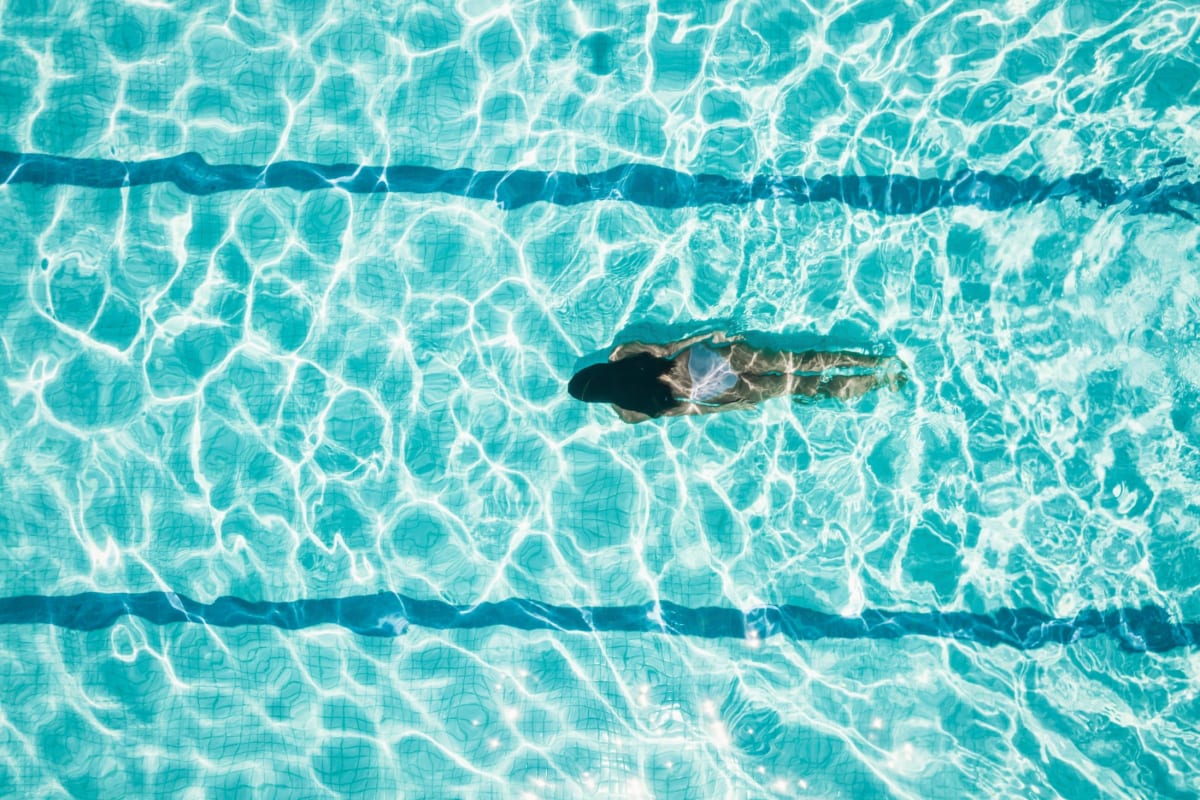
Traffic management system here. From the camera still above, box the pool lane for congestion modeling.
[2,150,1195,217]
[1,592,1195,652]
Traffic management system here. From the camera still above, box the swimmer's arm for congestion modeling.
[615,406,652,424]
[610,332,745,361]
[661,400,757,418]
[609,341,669,361]
[661,331,742,357]
[705,400,757,415]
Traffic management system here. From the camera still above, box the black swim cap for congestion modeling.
[568,367,600,401]
[567,353,679,417]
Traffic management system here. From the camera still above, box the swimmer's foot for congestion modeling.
[883,357,909,391]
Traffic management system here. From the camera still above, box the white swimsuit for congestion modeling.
[686,345,738,403]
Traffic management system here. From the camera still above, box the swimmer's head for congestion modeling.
[568,352,680,418]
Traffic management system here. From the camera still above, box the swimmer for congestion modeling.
[567,332,906,423]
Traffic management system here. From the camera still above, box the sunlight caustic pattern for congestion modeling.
[0,0,1199,796]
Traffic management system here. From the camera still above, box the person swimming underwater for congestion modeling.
[567,332,906,423]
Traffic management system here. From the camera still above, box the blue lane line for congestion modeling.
[0,593,1195,651]
[1,151,1196,216]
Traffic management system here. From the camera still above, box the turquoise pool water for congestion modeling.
[2,0,1199,797]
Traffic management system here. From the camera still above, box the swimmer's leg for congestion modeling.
[713,369,903,407]
[790,372,906,402]
[718,343,890,375]
[792,350,892,373]
[711,374,791,406]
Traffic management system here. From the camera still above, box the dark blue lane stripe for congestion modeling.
[0,592,1195,652]
[1,150,1196,216]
